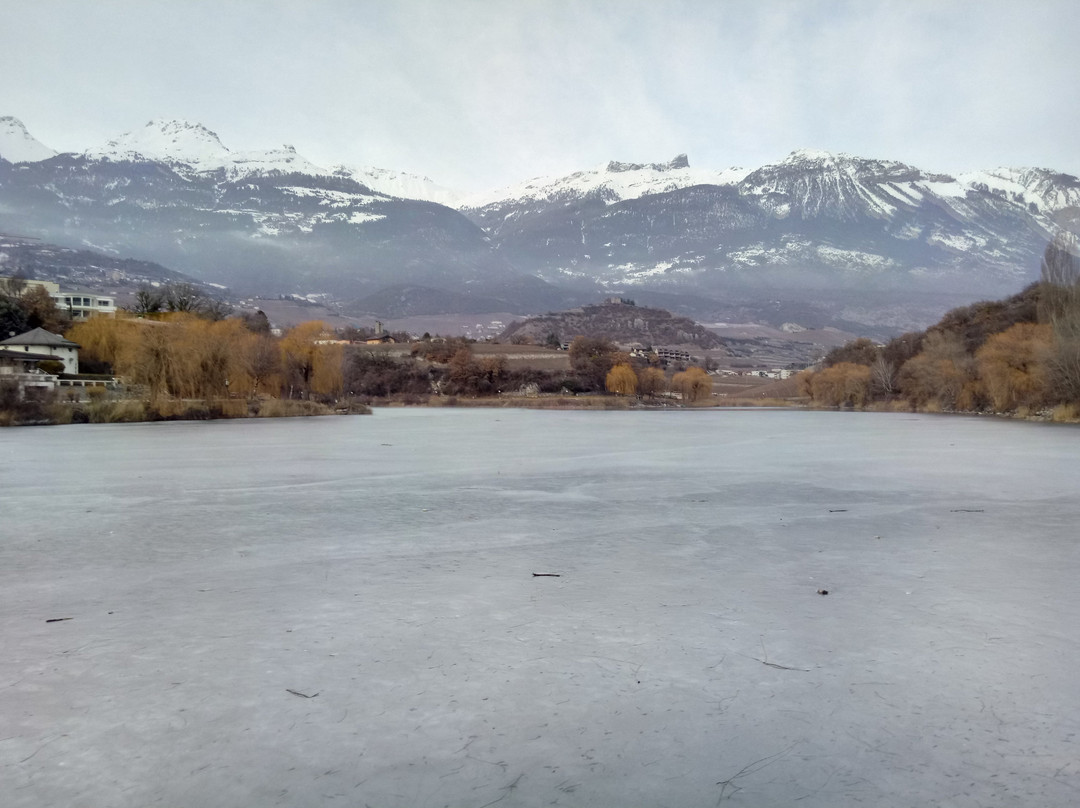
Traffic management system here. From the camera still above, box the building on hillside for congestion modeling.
[56,290,117,320]
[655,346,691,363]
[1,278,117,320]
[0,327,80,374]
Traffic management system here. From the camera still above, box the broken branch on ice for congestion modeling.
[753,639,809,672]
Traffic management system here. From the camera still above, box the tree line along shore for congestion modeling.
[797,239,1080,422]
[1,284,726,426]
[3,237,1079,426]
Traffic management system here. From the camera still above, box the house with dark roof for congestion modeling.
[0,328,80,374]
[0,347,63,395]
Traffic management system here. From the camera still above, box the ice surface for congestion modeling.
[2,410,1079,807]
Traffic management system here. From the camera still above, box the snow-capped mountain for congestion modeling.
[334,165,461,207]
[458,154,748,210]
[82,119,232,170]
[956,166,1080,221]
[74,118,462,201]
[461,148,1078,328]
[2,115,1078,330]
[0,117,559,310]
[0,116,57,163]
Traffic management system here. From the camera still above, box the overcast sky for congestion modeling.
[3,0,1078,191]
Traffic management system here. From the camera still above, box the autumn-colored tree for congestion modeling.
[168,315,230,400]
[636,366,666,398]
[127,320,177,403]
[605,363,637,396]
[239,334,282,397]
[280,321,325,398]
[309,343,343,397]
[897,331,980,410]
[671,366,712,402]
[280,321,343,399]
[447,346,479,390]
[975,322,1052,411]
[415,337,472,364]
[66,313,138,371]
[807,362,872,407]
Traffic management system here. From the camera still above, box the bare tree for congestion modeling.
[132,286,165,316]
[1038,234,1080,339]
[1038,234,1080,402]
[164,283,208,314]
[870,355,897,397]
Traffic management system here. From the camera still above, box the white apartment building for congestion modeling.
[1,278,118,319]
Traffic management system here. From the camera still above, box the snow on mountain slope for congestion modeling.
[75,119,462,202]
[223,145,336,179]
[0,116,57,162]
[333,165,461,206]
[957,167,1080,218]
[84,119,232,170]
[740,149,966,221]
[81,119,340,181]
[458,154,749,210]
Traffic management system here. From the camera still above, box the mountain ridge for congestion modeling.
[2,116,1078,333]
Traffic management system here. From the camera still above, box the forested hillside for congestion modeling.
[799,239,1080,418]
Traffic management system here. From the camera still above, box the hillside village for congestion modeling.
[3,269,818,425]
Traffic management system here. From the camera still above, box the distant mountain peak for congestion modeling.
[87,118,231,168]
[782,148,842,164]
[606,154,690,173]
[333,165,462,205]
[460,154,747,210]
[0,115,57,162]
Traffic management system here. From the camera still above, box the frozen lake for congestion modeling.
[2,409,1079,807]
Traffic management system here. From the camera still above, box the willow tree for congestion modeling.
[975,322,1053,411]
[636,366,666,398]
[605,363,637,396]
[671,367,712,402]
[280,321,344,399]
